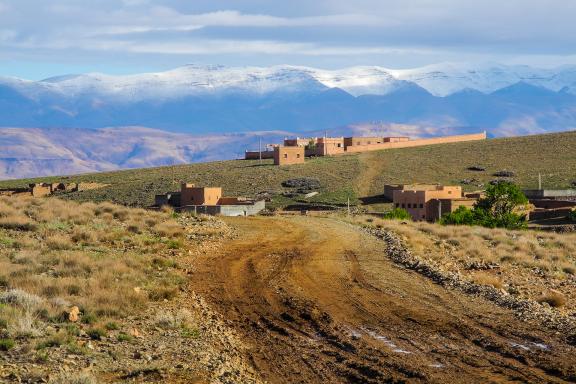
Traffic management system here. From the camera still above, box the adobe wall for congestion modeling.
[284,138,311,147]
[31,184,51,197]
[344,137,387,147]
[180,184,222,206]
[245,150,274,160]
[274,146,305,165]
[345,132,487,153]
[392,186,463,221]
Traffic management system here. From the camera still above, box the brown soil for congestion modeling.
[191,215,576,383]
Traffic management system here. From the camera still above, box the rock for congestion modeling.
[493,170,515,177]
[490,178,514,185]
[468,165,486,172]
[460,178,479,185]
[68,306,80,322]
[281,177,321,190]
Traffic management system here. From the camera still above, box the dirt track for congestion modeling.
[191,216,576,383]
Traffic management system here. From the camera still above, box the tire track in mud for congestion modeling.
[190,216,576,384]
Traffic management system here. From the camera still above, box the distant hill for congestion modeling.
[1,130,574,210]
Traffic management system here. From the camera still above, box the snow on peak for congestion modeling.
[5,63,576,100]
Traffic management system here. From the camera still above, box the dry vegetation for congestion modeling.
[0,196,251,383]
[354,216,576,312]
[0,131,574,211]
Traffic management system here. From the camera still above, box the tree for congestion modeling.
[441,181,528,229]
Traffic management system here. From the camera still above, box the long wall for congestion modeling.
[344,132,487,153]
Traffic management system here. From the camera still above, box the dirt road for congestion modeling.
[191,216,576,383]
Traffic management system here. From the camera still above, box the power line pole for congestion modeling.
[538,172,542,190]
[259,137,262,165]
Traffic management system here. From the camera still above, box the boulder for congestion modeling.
[493,170,515,177]
[281,177,321,190]
[467,165,486,172]
[68,306,80,322]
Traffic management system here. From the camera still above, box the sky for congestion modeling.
[1,0,576,80]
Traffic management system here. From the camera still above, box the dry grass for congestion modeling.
[352,215,576,312]
[0,196,228,361]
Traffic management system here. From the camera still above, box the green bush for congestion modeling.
[117,332,133,342]
[0,338,15,351]
[569,209,576,222]
[441,182,527,230]
[87,328,106,340]
[382,208,412,220]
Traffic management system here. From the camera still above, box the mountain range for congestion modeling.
[1,62,576,179]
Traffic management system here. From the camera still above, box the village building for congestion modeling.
[315,137,345,156]
[246,132,487,165]
[274,146,305,165]
[390,185,478,222]
[522,189,576,222]
[155,183,265,216]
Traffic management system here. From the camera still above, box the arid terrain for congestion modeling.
[191,215,576,383]
[1,131,575,382]
[1,197,576,383]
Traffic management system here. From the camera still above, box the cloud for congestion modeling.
[2,0,576,77]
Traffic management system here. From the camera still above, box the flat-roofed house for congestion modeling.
[180,183,222,206]
[392,185,464,221]
[274,146,305,165]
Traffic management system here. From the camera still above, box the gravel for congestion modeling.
[363,226,576,337]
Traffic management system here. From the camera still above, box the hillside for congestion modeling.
[1,131,574,210]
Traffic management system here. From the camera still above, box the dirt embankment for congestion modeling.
[191,216,576,383]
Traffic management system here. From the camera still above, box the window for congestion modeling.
[401,203,405,208]
[357,142,361,145]
[395,203,399,208]
[422,215,425,219]
[419,203,424,208]
[296,154,300,158]
[284,154,288,159]
[337,143,341,147]
[448,191,452,194]
[368,141,371,144]
[407,203,411,208]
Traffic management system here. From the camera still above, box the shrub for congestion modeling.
[382,208,411,221]
[538,291,567,308]
[105,321,119,330]
[0,289,43,310]
[569,209,576,222]
[441,182,528,230]
[117,332,133,342]
[81,312,98,325]
[0,217,37,231]
[87,328,106,340]
[49,372,97,384]
[0,338,15,351]
[45,235,73,250]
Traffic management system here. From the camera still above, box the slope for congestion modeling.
[0,131,575,209]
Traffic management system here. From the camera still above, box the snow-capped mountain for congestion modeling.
[3,63,576,100]
[1,62,576,179]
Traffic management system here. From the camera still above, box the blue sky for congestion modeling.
[1,0,576,79]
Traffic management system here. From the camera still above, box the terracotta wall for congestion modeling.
[392,186,463,221]
[180,183,222,206]
[245,150,274,160]
[345,132,487,153]
[274,146,305,165]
